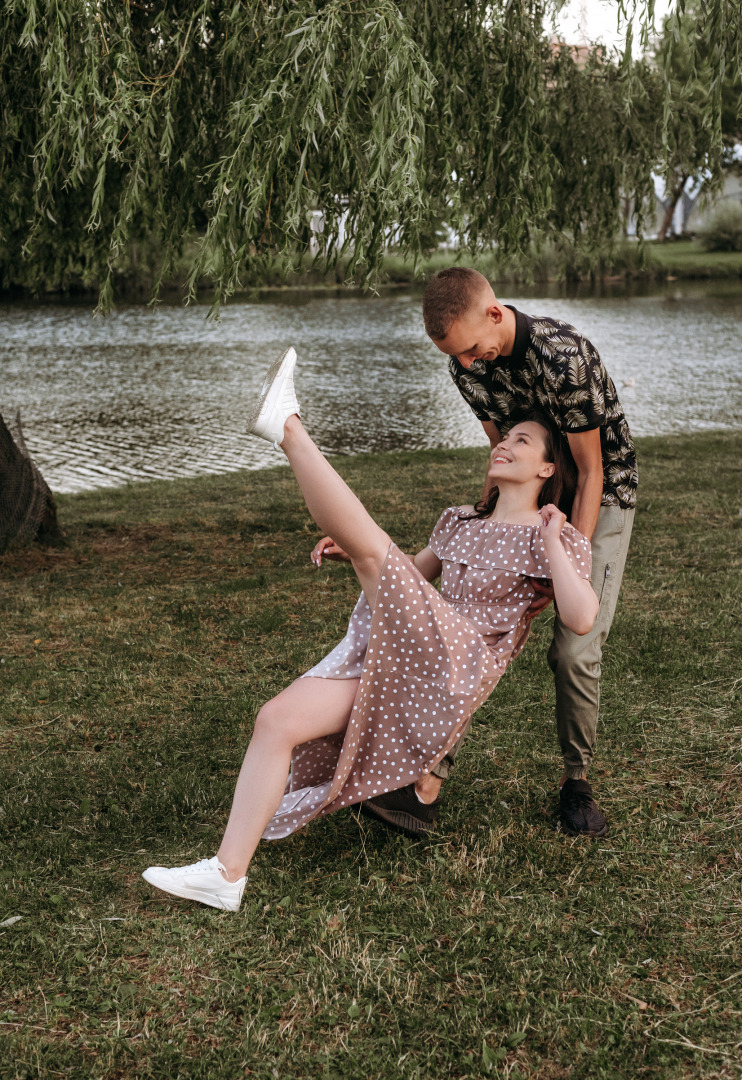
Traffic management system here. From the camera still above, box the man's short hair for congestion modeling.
[422,267,491,340]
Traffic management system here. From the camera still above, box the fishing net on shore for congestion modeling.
[0,409,63,548]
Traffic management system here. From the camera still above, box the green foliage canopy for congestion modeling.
[653,0,742,239]
[0,1,740,308]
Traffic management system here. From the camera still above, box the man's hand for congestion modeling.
[311,536,351,567]
[526,578,555,621]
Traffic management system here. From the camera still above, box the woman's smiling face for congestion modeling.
[487,421,555,485]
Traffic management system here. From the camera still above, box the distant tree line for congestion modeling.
[0,0,740,310]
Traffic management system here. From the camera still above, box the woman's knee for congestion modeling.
[252,697,296,747]
[351,545,388,582]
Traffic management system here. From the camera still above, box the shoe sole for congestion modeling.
[361,800,436,838]
[559,820,609,838]
[246,346,297,437]
[141,870,241,911]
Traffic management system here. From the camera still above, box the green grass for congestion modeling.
[645,240,742,279]
[1,433,740,1080]
[376,242,742,285]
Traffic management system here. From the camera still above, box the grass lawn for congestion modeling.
[378,243,742,285]
[646,241,742,279]
[1,432,740,1080]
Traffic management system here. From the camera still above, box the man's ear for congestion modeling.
[485,302,504,325]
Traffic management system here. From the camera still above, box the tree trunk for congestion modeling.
[657,175,690,241]
[0,411,64,549]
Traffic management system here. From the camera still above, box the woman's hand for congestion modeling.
[311,536,351,567]
[538,503,567,542]
[537,506,599,635]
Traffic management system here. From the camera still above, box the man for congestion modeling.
[364,266,636,837]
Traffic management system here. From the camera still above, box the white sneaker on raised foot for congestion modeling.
[246,345,300,449]
[141,856,246,911]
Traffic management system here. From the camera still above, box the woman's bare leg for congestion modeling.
[280,415,390,603]
[217,677,360,880]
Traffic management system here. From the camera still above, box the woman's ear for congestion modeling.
[539,462,556,479]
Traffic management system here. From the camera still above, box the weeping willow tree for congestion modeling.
[0,0,739,309]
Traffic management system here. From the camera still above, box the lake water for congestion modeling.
[1,280,740,493]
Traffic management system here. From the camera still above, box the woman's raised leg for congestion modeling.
[280,415,390,603]
[248,347,391,603]
[217,675,360,880]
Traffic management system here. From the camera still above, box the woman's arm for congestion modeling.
[311,537,442,582]
[539,505,599,635]
[413,546,442,582]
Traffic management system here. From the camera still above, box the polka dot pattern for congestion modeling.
[263,510,591,840]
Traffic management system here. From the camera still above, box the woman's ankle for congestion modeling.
[415,774,442,804]
[216,853,248,882]
[279,412,303,448]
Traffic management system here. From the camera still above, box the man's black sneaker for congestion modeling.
[559,779,608,837]
[361,784,440,837]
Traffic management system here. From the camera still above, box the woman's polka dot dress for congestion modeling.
[263,507,591,839]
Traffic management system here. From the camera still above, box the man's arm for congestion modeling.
[481,419,501,447]
[566,428,604,540]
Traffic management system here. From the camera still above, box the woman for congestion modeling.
[142,347,598,911]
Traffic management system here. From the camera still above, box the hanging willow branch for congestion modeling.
[0,0,739,310]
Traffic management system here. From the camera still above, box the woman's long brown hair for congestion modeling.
[461,412,579,521]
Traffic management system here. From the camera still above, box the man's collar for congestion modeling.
[504,306,529,365]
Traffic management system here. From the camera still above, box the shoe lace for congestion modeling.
[181,858,217,875]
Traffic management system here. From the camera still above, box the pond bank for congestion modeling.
[3,240,741,306]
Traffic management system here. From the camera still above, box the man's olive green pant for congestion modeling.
[431,505,635,781]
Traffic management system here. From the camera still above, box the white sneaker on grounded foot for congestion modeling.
[246,345,300,449]
[141,856,246,911]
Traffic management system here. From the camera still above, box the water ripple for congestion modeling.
[1,286,740,493]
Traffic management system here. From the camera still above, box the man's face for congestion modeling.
[432,301,511,369]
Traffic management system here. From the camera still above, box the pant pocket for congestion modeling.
[598,562,613,604]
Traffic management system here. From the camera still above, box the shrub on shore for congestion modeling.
[699,200,742,252]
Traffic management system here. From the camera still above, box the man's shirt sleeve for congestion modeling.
[543,325,607,432]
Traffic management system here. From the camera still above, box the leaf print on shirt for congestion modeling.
[567,354,589,388]
[534,334,557,361]
[531,318,558,337]
[492,365,520,395]
[579,338,593,361]
[459,374,491,404]
[553,334,580,356]
[563,408,590,428]
[493,391,516,414]
[589,378,606,416]
[560,389,594,408]
[534,385,551,410]
[607,462,634,485]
